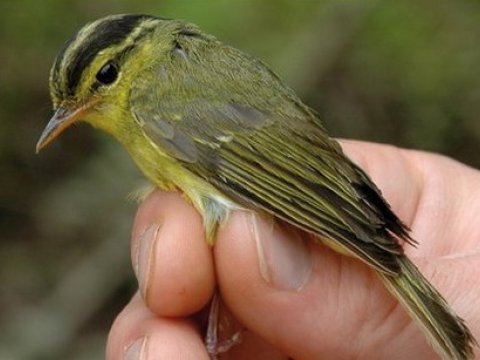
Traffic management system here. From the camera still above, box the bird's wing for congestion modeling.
[131,92,413,275]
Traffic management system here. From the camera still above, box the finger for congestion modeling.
[131,190,215,316]
[106,293,210,360]
[215,211,437,359]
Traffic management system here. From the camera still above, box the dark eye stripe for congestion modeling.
[65,14,154,96]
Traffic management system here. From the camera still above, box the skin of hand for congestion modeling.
[106,140,480,360]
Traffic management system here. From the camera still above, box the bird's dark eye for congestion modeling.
[96,62,118,85]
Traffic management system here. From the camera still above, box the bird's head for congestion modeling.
[36,14,200,152]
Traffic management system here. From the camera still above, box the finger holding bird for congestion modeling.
[37,14,476,359]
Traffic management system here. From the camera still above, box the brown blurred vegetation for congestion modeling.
[0,1,479,359]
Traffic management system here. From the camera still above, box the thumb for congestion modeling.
[215,212,436,359]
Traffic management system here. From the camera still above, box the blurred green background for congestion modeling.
[1,1,479,359]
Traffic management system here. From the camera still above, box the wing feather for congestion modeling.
[133,93,413,274]
[132,90,414,274]
[214,129,408,274]
[129,42,414,274]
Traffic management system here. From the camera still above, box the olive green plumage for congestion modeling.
[37,14,476,359]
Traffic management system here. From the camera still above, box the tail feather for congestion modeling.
[379,256,476,360]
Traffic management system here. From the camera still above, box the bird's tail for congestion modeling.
[378,256,476,360]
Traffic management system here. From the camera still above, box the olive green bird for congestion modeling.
[37,14,475,359]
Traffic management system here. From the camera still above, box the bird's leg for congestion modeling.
[205,291,243,359]
[186,194,243,357]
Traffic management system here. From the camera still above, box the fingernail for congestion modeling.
[136,224,160,299]
[124,336,148,360]
[249,213,312,291]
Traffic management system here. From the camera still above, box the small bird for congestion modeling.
[37,14,475,359]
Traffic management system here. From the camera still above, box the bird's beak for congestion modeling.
[36,102,95,153]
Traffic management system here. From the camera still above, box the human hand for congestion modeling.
[106,141,480,359]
